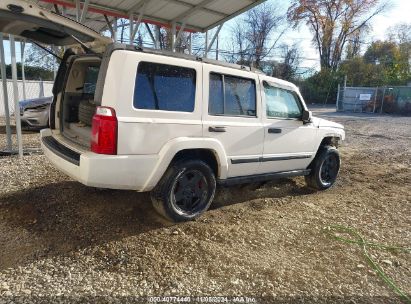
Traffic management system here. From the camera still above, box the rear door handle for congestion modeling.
[268,128,282,134]
[209,126,226,133]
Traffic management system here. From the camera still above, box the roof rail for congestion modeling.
[111,43,265,74]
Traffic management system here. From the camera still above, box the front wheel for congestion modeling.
[151,160,216,222]
[305,146,340,190]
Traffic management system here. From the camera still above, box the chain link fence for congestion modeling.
[0,80,53,116]
[337,86,411,115]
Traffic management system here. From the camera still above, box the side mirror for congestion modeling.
[302,110,312,123]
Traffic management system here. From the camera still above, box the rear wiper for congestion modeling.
[70,34,97,55]
[30,40,63,61]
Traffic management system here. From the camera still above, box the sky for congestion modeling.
[219,0,411,72]
[1,0,411,70]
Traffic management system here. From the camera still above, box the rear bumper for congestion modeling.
[40,129,159,191]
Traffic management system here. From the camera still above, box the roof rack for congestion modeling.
[112,43,265,74]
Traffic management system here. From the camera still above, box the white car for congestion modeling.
[1,1,345,222]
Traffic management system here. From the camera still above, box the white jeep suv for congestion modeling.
[1,1,345,222]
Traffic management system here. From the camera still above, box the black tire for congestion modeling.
[305,146,340,190]
[78,101,96,126]
[151,160,216,222]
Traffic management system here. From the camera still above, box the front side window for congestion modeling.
[263,82,302,119]
[134,62,196,112]
[209,73,256,117]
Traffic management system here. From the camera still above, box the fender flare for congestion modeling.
[312,133,344,159]
[142,137,228,191]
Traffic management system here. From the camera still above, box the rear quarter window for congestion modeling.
[133,62,196,112]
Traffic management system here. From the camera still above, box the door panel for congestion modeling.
[259,78,318,174]
[203,64,264,178]
[260,119,317,173]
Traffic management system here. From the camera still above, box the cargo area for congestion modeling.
[60,56,101,148]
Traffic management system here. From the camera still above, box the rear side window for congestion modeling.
[209,73,256,116]
[134,62,196,112]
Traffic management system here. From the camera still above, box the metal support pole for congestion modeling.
[129,14,134,43]
[171,22,176,52]
[20,41,27,100]
[189,33,192,55]
[10,35,23,157]
[113,17,118,42]
[206,24,223,54]
[216,33,219,60]
[155,26,161,49]
[80,0,90,23]
[52,46,58,80]
[373,86,378,113]
[380,87,386,114]
[204,30,208,58]
[129,0,148,44]
[0,33,12,152]
[104,15,115,40]
[39,79,45,98]
[75,0,81,22]
[342,81,346,112]
[336,83,340,111]
[131,12,144,42]
[144,23,156,48]
[175,22,186,45]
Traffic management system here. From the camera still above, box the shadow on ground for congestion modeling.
[0,124,39,134]
[0,177,311,270]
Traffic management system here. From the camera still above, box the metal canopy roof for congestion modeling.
[35,0,266,33]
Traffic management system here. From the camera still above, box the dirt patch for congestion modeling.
[0,109,410,303]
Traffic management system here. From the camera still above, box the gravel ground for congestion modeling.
[0,109,410,304]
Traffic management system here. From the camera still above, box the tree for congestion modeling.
[299,68,343,104]
[145,24,201,54]
[386,22,411,44]
[263,44,301,81]
[386,23,411,79]
[363,40,410,85]
[339,57,382,86]
[4,63,54,80]
[345,26,369,59]
[338,39,411,87]
[25,43,62,72]
[224,2,287,69]
[224,20,249,65]
[287,0,387,71]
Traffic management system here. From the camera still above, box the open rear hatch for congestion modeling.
[0,0,111,150]
[0,0,110,50]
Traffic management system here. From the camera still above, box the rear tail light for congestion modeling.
[91,106,117,155]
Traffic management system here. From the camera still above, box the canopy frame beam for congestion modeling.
[79,0,90,23]
[144,23,158,48]
[206,24,223,54]
[129,0,149,42]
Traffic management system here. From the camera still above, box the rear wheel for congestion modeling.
[305,146,340,190]
[151,160,216,222]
